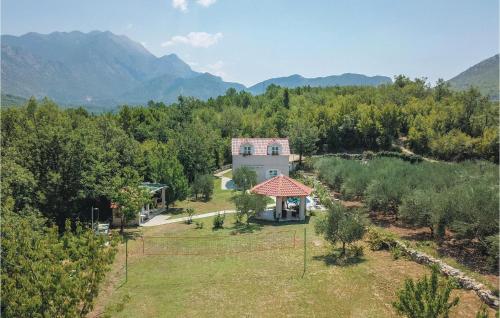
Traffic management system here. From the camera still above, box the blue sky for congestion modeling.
[1,0,498,86]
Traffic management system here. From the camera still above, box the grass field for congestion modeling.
[168,177,235,216]
[95,214,494,317]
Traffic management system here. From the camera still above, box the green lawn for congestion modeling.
[168,177,235,216]
[95,214,492,318]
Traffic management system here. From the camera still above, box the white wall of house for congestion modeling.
[233,154,289,183]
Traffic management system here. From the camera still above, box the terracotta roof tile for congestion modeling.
[231,138,290,156]
[250,175,312,197]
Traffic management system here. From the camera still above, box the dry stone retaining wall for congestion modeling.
[396,241,499,309]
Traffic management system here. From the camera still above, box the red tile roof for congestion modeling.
[250,175,313,197]
[231,138,290,156]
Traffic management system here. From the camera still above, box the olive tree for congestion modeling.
[233,166,257,191]
[315,203,367,255]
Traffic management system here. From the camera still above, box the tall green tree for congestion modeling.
[142,140,189,209]
[288,117,319,166]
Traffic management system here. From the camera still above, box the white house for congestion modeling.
[231,138,290,183]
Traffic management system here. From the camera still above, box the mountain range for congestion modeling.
[1,31,391,108]
[447,54,499,100]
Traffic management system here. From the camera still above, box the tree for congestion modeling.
[315,204,366,255]
[283,88,290,109]
[112,184,151,233]
[393,266,459,318]
[288,118,319,166]
[231,192,268,225]
[191,174,214,201]
[1,209,117,317]
[185,208,195,224]
[142,140,189,209]
[400,190,436,236]
[232,166,257,191]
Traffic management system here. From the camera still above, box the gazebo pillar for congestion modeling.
[299,196,306,220]
[276,196,283,219]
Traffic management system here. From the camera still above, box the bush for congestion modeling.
[195,221,204,229]
[393,266,460,318]
[185,208,195,224]
[350,245,364,257]
[213,213,225,230]
[390,245,404,260]
[366,227,398,251]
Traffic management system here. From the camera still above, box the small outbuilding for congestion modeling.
[250,175,313,221]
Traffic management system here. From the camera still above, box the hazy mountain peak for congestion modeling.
[448,54,499,100]
[1,30,244,107]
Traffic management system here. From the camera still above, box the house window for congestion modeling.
[243,145,252,155]
[268,169,278,178]
[271,145,280,155]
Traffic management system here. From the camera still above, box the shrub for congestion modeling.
[350,245,364,257]
[212,213,225,229]
[185,208,195,224]
[366,227,398,251]
[195,221,204,229]
[390,245,404,260]
[393,266,460,318]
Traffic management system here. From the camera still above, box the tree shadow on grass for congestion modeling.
[230,222,263,234]
[163,207,184,215]
[313,248,366,267]
[252,215,311,227]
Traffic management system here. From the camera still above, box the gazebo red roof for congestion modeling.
[250,175,313,197]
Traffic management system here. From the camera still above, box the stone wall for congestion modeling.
[396,241,499,309]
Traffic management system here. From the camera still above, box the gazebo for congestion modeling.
[250,175,313,221]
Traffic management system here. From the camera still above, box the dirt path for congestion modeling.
[393,138,439,163]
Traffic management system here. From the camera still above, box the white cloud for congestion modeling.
[172,0,188,11]
[197,0,216,7]
[161,32,223,48]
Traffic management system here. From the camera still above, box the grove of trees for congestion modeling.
[315,157,499,270]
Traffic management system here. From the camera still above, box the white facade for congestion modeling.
[231,138,290,183]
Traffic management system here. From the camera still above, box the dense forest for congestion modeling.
[1,77,498,315]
